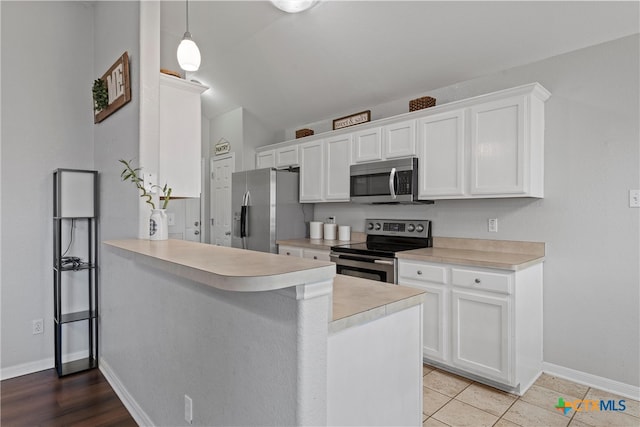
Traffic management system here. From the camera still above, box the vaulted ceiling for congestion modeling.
[159,1,639,132]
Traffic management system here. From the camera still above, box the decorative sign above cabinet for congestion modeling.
[215,139,231,155]
[93,52,131,124]
[333,110,371,130]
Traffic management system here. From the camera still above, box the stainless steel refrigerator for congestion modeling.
[231,168,310,253]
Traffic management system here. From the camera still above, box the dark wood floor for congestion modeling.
[1,368,137,427]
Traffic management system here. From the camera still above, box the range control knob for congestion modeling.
[367,222,374,230]
[374,223,382,230]
[416,224,425,233]
[407,224,416,232]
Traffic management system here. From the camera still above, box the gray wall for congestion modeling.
[315,35,640,388]
[0,1,95,372]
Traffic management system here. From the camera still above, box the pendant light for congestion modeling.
[177,0,201,72]
[270,0,319,13]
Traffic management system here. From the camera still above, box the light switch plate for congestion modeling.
[630,190,640,208]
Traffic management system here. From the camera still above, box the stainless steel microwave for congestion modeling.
[350,157,432,204]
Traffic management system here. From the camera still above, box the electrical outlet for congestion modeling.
[488,218,498,233]
[184,395,193,424]
[32,319,44,335]
[630,190,640,208]
[167,212,176,226]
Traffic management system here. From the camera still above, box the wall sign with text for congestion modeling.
[333,110,371,130]
[93,52,131,124]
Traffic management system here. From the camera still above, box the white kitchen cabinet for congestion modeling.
[352,127,383,163]
[398,261,448,362]
[299,136,351,203]
[303,248,331,261]
[256,145,299,169]
[383,119,417,159]
[256,150,275,169]
[470,96,527,196]
[324,134,352,201]
[299,140,324,202]
[451,289,511,383]
[398,259,542,394]
[278,245,304,257]
[159,74,207,197]
[417,111,465,198]
[352,121,416,163]
[278,245,330,261]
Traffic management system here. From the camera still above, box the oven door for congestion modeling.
[330,252,397,284]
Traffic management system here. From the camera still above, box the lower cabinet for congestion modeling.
[278,245,330,261]
[398,259,542,394]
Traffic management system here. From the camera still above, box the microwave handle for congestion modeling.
[389,167,397,199]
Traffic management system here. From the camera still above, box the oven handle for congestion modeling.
[389,167,397,200]
[330,253,395,265]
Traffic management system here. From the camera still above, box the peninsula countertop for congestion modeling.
[104,239,335,292]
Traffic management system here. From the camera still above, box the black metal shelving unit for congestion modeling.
[53,169,98,377]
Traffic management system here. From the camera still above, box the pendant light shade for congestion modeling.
[271,0,318,13]
[177,0,201,72]
[177,32,201,72]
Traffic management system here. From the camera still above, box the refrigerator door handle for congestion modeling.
[240,205,248,237]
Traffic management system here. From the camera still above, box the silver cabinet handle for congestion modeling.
[225,231,231,236]
[389,167,397,200]
[313,256,318,260]
[475,278,481,284]
[194,230,200,235]
[194,221,200,226]
[286,252,291,256]
[417,270,423,275]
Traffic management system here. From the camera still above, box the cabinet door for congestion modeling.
[303,248,330,261]
[352,127,383,163]
[383,119,416,159]
[159,78,205,197]
[325,135,352,201]
[299,140,324,202]
[451,289,512,384]
[256,150,275,169]
[417,110,465,198]
[275,146,299,168]
[470,96,526,195]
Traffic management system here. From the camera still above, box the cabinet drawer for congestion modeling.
[451,268,512,295]
[303,248,330,261]
[399,261,447,284]
[278,246,303,257]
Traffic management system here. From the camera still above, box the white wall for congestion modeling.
[0,1,95,376]
[315,35,640,389]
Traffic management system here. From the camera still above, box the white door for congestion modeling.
[325,134,351,201]
[210,154,235,246]
[184,198,201,242]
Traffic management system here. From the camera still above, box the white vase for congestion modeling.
[149,209,168,240]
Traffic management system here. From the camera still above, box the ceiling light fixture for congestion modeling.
[270,0,319,13]
[177,0,201,72]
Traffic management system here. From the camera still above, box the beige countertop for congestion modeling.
[104,239,335,292]
[397,237,545,271]
[330,274,425,333]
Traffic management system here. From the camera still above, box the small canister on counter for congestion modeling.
[338,225,351,241]
[310,221,323,239]
[324,223,337,240]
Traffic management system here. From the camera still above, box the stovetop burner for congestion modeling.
[331,219,432,258]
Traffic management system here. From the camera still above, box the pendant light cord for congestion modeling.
[185,0,190,34]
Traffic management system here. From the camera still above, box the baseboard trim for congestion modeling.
[543,362,640,400]
[0,358,53,380]
[99,358,154,427]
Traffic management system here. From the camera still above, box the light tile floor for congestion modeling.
[422,364,640,427]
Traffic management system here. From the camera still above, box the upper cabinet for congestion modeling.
[299,134,352,203]
[417,83,549,200]
[352,120,417,164]
[159,74,208,197]
[256,83,550,202]
[256,145,299,169]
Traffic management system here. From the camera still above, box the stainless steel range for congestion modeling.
[330,219,432,283]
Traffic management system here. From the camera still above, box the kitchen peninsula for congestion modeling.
[103,239,424,426]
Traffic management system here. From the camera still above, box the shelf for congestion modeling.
[59,357,98,376]
[57,310,97,324]
[54,264,96,272]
